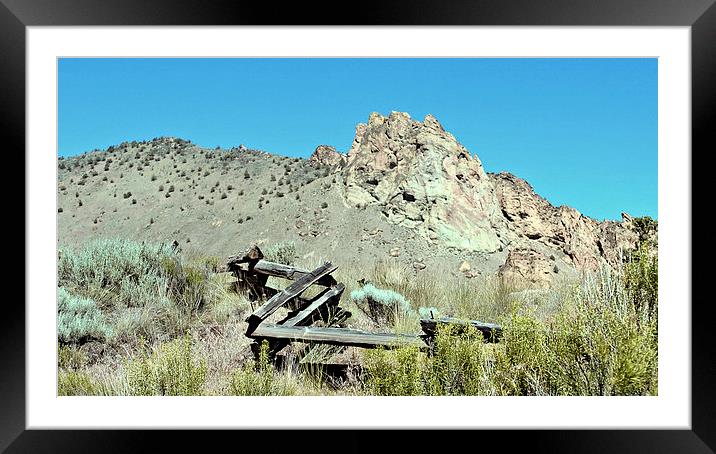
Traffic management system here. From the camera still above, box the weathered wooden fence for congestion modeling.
[227,245,502,365]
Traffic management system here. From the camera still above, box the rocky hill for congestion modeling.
[57,111,650,287]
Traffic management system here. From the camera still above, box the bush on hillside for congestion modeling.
[350,283,412,326]
[126,335,207,396]
[623,243,658,314]
[57,287,113,344]
[227,340,296,396]
[363,324,486,396]
[264,241,297,265]
[363,261,658,396]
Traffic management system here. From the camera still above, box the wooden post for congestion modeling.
[227,245,267,300]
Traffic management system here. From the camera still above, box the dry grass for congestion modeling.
[57,238,657,397]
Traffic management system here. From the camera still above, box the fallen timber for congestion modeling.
[249,323,427,349]
[228,245,502,366]
[282,283,345,327]
[270,284,346,354]
[253,261,338,287]
[245,261,338,333]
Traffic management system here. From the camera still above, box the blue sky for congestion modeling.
[58,58,657,221]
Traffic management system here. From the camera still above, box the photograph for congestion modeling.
[55,57,659,397]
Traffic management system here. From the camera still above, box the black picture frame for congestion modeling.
[5,0,713,452]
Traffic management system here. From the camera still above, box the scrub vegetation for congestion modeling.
[56,237,657,396]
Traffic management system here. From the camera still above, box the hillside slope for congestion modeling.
[57,112,646,285]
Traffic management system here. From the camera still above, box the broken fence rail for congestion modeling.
[249,323,428,349]
[245,261,338,333]
[228,246,503,360]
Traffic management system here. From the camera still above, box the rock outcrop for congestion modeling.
[341,111,502,252]
[337,111,642,271]
[499,248,556,289]
[309,145,346,168]
[491,172,639,269]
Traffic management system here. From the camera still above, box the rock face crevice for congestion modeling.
[334,111,642,271]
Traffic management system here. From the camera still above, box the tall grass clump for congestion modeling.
[227,340,297,396]
[264,241,297,265]
[161,254,216,313]
[623,243,658,315]
[126,335,207,396]
[347,260,518,324]
[58,370,111,396]
[58,287,113,344]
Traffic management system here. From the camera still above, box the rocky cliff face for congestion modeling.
[335,111,641,275]
[340,111,502,252]
[491,172,640,270]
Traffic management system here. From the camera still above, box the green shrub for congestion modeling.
[264,241,297,265]
[623,243,658,314]
[632,216,658,244]
[58,370,109,396]
[363,345,424,396]
[489,313,552,395]
[58,344,87,370]
[161,256,215,313]
[58,238,174,296]
[127,335,207,396]
[58,238,217,314]
[491,265,658,396]
[362,263,657,396]
[57,287,113,344]
[350,283,412,326]
[424,324,488,395]
[363,324,487,396]
[228,341,296,396]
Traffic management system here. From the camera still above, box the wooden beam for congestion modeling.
[270,284,345,356]
[245,262,338,333]
[252,260,338,287]
[249,323,427,349]
[282,283,345,327]
[233,267,269,300]
[227,245,264,270]
[419,317,502,342]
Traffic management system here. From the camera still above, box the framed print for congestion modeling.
[5,0,714,451]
